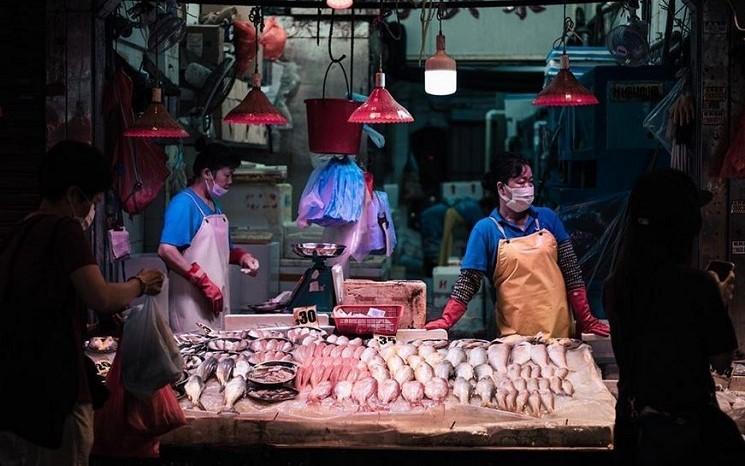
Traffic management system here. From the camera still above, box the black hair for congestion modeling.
[39,140,113,200]
[192,139,241,179]
[482,153,532,196]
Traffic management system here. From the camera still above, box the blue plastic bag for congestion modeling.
[297,156,365,228]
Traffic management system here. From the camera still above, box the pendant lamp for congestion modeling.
[125,1,189,138]
[425,9,456,96]
[348,5,413,124]
[224,6,288,126]
[533,4,598,107]
[327,0,353,9]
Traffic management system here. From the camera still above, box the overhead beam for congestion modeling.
[196,0,598,9]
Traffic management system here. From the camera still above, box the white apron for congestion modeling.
[169,192,230,333]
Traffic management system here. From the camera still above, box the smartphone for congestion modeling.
[706,260,735,282]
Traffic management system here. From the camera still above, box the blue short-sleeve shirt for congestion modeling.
[461,206,569,277]
[160,188,226,250]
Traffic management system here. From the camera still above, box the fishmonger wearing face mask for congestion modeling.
[158,140,259,333]
[426,155,609,338]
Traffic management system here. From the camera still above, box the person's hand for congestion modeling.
[239,253,260,277]
[709,270,735,306]
[136,269,164,296]
[187,263,224,316]
[423,299,467,330]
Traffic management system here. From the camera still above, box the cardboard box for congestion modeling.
[342,279,427,329]
[441,181,484,204]
[228,242,280,311]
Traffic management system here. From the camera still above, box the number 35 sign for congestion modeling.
[293,305,320,328]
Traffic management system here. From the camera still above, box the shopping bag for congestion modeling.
[126,384,186,437]
[120,296,183,400]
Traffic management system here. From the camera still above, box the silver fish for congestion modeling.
[221,375,246,414]
[377,378,401,404]
[445,347,467,367]
[233,356,251,379]
[455,362,475,381]
[468,347,488,367]
[185,375,205,410]
[423,377,449,402]
[196,356,218,381]
[511,342,532,365]
[453,377,472,404]
[216,357,235,391]
[475,378,496,407]
[433,360,453,380]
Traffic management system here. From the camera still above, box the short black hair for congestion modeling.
[39,140,113,200]
[192,139,241,177]
[482,153,531,195]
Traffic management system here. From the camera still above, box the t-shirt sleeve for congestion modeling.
[160,195,198,249]
[699,273,738,356]
[461,219,493,274]
[55,220,97,275]
[541,208,570,243]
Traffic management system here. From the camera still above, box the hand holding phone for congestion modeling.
[707,260,735,282]
[707,260,736,305]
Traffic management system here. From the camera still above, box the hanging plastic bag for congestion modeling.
[643,78,684,154]
[323,187,374,264]
[120,296,183,400]
[720,112,745,179]
[260,17,287,61]
[296,156,365,228]
[364,191,397,256]
[126,384,186,437]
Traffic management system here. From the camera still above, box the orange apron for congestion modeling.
[489,216,571,338]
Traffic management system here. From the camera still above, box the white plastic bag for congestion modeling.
[121,296,183,400]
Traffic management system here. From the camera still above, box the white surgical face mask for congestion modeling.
[205,174,228,198]
[499,184,534,213]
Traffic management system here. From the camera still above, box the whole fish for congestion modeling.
[433,360,454,380]
[474,363,494,381]
[445,347,467,367]
[475,378,495,407]
[401,380,425,404]
[377,378,401,404]
[547,342,568,369]
[487,344,510,373]
[196,356,218,381]
[185,375,205,410]
[216,357,235,391]
[468,347,488,367]
[530,344,549,367]
[423,377,449,402]
[511,342,532,365]
[221,375,246,414]
[453,377,472,404]
[233,356,251,380]
[414,362,434,384]
[334,380,354,402]
[456,362,475,381]
[393,365,415,386]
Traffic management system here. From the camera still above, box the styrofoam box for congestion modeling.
[228,242,280,310]
[441,181,483,204]
[219,183,292,235]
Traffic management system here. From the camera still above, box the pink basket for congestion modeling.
[332,304,402,336]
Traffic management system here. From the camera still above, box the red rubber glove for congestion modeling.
[568,287,610,337]
[424,298,468,330]
[187,263,224,316]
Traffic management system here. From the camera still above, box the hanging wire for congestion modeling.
[418,0,437,64]
[350,7,355,94]
[552,2,581,54]
[249,6,264,76]
[322,9,350,99]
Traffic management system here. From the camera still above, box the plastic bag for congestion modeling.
[126,384,186,437]
[643,78,684,154]
[297,156,365,228]
[323,187,374,264]
[364,191,397,256]
[720,112,745,179]
[120,296,183,400]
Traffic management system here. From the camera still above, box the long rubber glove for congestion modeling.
[187,263,224,316]
[424,298,468,330]
[568,287,610,337]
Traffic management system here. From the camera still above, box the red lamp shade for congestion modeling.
[124,88,189,138]
[327,0,354,9]
[224,73,288,125]
[533,55,599,107]
[348,72,414,124]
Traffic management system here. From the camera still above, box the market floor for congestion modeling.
[91,446,614,466]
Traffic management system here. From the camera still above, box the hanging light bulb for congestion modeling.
[126,1,189,138]
[225,6,288,126]
[533,4,598,107]
[348,4,413,124]
[425,7,456,96]
[327,0,353,9]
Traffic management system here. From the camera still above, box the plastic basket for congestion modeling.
[332,304,402,336]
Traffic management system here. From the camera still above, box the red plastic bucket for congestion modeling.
[305,98,362,154]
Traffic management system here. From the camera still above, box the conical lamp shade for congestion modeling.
[533,55,599,107]
[124,88,189,138]
[224,73,288,125]
[348,72,414,124]
[327,0,353,9]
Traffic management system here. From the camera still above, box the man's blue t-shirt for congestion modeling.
[160,188,226,250]
[461,206,570,278]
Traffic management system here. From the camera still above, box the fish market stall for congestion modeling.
[159,325,616,450]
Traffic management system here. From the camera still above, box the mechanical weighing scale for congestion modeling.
[286,243,346,315]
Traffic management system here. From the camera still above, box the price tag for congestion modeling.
[374,334,397,345]
[293,306,320,328]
